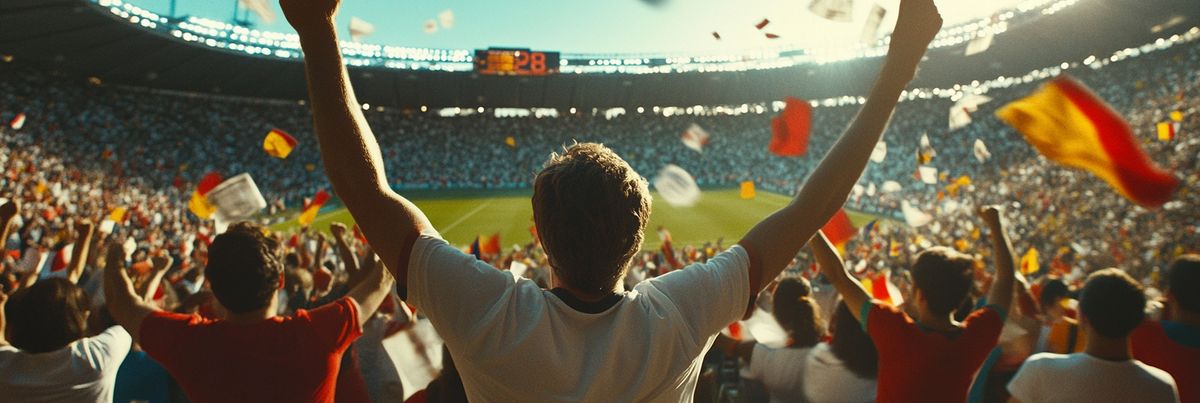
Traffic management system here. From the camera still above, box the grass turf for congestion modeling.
[272,189,879,250]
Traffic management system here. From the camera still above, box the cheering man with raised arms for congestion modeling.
[282,0,942,400]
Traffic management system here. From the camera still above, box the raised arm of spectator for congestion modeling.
[282,0,436,297]
[329,223,359,276]
[739,0,943,301]
[104,239,160,341]
[140,254,173,302]
[980,205,1015,317]
[313,232,328,272]
[345,253,397,326]
[0,200,17,259]
[66,220,95,284]
[812,231,871,323]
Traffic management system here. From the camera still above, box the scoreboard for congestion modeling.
[474,48,560,76]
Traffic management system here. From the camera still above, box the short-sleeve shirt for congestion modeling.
[745,343,813,403]
[1008,353,1179,403]
[861,300,1004,403]
[1131,320,1200,403]
[139,297,362,403]
[0,326,132,403]
[407,235,751,402]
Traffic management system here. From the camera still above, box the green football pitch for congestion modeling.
[272,189,879,250]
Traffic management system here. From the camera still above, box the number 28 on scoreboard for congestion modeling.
[473,48,560,76]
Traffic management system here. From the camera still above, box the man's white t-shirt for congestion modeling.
[0,326,132,403]
[1008,352,1179,403]
[745,343,813,403]
[407,235,751,402]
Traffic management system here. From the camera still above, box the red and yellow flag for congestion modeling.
[481,232,501,255]
[996,76,1179,207]
[188,172,222,219]
[298,190,330,225]
[821,209,858,253]
[1156,122,1177,142]
[263,128,298,159]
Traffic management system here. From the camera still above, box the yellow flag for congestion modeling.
[1020,248,1040,275]
[505,136,516,148]
[109,207,127,222]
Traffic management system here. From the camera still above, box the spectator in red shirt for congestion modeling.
[1132,254,1200,403]
[814,205,1016,403]
[103,222,395,403]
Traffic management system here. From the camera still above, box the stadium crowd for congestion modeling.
[0,0,1197,400]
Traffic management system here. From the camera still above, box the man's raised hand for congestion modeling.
[888,0,944,66]
[280,0,341,33]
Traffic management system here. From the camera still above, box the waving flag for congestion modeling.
[769,97,812,157]
[681,123,711,153]
[901,201,932,227]
[188,172,222,219]
[238,0,276,24]
[822,209,859,252]
[973,139,992,162]
[870,140,887,163]
[1020,248,1040,275]
[9,113,25,130]
[298,190,330,226]
[997,76,1179,207]
[349,17,376,42]
[1156,122,1178,142]
[481,233,501,255]
[263,128,298,159]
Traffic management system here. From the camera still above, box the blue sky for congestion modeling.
[127,0,1027,54]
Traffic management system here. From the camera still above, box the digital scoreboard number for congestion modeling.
[474,48,560,76]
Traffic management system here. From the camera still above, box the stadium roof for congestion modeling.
[0,0,1196,108]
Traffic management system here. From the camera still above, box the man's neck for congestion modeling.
[222,294,280,323]
[552,276,623,303]
[1084,333,1132,361]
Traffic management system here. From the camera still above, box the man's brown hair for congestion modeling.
[532,143,651,295]
[911,246,976,316]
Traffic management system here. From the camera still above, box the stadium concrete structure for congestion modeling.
[1,0,1196,109]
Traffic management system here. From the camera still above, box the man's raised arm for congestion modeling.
[980,205,1016,316]
[103,239,160,341]
[738,0,942,306]
[281,0,436,296]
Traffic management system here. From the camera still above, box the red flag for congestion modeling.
[821,209,858,248]
[481,232,501,254]
[769,97,811,157]
[764,33,781,39]
[298,190,330,225]
[755,18,770,30]
[9,113,26,130]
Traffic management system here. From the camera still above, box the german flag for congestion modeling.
[297,190,329,226]
[188,172,222,219]
[263,128,298,159]
[996,76,1179,207]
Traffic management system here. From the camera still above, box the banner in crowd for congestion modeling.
[206,173,268,220]
[996,76,1180,207]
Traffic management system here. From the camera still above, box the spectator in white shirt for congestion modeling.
[1008,268,1179,403]
[803,301,878,403]
[0,278,131,403]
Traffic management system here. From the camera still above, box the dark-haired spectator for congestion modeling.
[1008,268,1179,402]
[802,301,878,403]
[103,222,395,403]
[1036,278,1085,354]
[1132,255,1200,403]
[815,204,1016,403]
[0,277,131,403]
[723,277,825,402]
